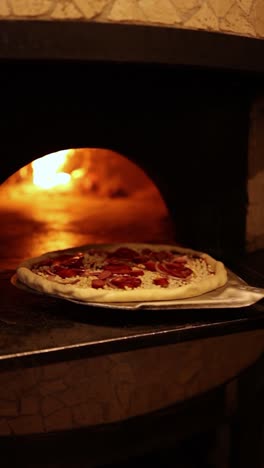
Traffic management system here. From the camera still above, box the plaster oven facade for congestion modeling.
[1,0,264,39]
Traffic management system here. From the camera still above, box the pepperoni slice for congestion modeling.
[153,277,169,287]
[157,262,192,278]
[130,269,144,276]
[37,254,84,271]
[162,262,181,270]
[142,250,173,262]
[54,254,84,269]
[52,266,84,278]
[104,264,132,274]
[172,255,188,263]
[98,270,112,280]
[109,276,142,289]
[108,247,138,259]
[141,252,172,271]
[91,279,106,289]
[105,258,124,265]
[36,253,84,269]
[173,267,192,278]
[155,263,168,274]
[66,256,84,267]
[144,260,157,272]
[133,255,149,264]
[155,251,173,262]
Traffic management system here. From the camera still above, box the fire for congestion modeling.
[32,150,72,189]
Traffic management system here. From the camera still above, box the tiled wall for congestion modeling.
[1,0,264,39]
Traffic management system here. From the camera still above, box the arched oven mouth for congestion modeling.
[0,148,174,270]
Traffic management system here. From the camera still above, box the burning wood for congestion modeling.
[1,148,158,199]
[32,150,72,190]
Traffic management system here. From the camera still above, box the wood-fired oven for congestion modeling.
[1,21,262,267]
[0,21,264,468]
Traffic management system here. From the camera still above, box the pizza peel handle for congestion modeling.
[231,281,264,295]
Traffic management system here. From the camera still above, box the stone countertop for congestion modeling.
[1,254,264,369]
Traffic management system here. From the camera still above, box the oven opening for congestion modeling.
[0,147,174,269]
[0,58,255,267]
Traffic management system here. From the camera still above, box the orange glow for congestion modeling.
[0,147,174,269]
[32,150,73,189]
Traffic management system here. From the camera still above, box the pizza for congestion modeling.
[16,243,227,303]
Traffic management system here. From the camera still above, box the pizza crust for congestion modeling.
[16,243,227,303]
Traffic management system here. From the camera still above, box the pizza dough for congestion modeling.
[16,243,228,303]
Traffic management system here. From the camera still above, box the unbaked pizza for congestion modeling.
[16,243,227,303]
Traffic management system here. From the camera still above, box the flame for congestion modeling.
[32,150,72,189]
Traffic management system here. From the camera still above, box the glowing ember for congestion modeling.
[32,150,72,189]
